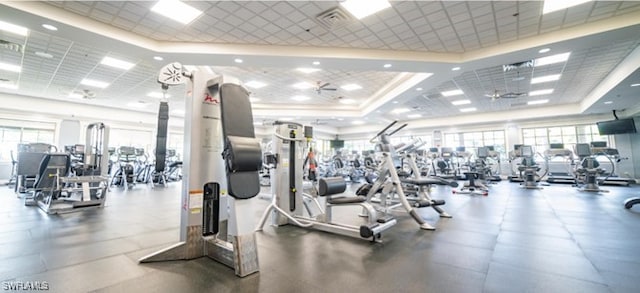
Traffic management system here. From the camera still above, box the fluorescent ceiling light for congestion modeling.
[153,56,164,61]
[68,93,83,99]
[339,98,357,104]
[296,67,320,74]
[80,78,109,88]
[340,0,391,19]
[451,99,471,106]
[603,101,613,104]
[383,64,392,68]
[0,20,28,36]
[527,99,549,105]
[543,0,592,14]
[459,107,477,113]
[0,83,18,90]
[451,67,461,71]
[151,0,203,24]
[534,52,571,67]
[341,84,362,91]
[245,81,267,89]
[292,82,313,89]
[249,97,261,103]
[631,83,640,87]
[234,58,243,63]
[352,120,365,125]
[0,62,21,73]
[539,48,551,53]
[416,87,423,91]
[392,101,398,104]
[312,61,320,65]
[392,108,410,114]
[529,89,554,96]
[408,114,422,118]
[42,24,57,31]
[291,95,310,101]
[35,51,53,59]
[531,74,561,84]
[147,92,170,99]
[441,89,464,97]
[101,56,135,70]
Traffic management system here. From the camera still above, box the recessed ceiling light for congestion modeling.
[392,101,398,104]
[352,120,365,125]
[34,51,53,59]
[451,67,461,71]
[407,114,422,119]
[383,64,392,68]
[147,92,170,99]
[245,81,267,89]
[543,0,592,14]
[538,48,551,54]
[416,87,423,91]
[0,83,18,90]
[529,89,554,96]
[291,95,310,101]
[534,52,571,67]
[0,62,22,73]
[631,83,640,87]
[151,0,203,24]
[459,107,477,113]
[341,84,362,91]
[312,61,320,66]
[531,74,561,84]
[527,99,549,105]
[249,97,261,103]
[68,93,83,99]
[296,67,320,74]
[42,24,57,31]
[451,99,471,106]
[101,56,135,70]
[292,82,313,89]
[0,20,28,36]
[441,89,464,97]
[234,58,243,63]
[391,108,410,114]
[340,0,391,19]
[339,98,357,104]
[80,78,109,89]
[603,101,613,104]
[153,56,164,61]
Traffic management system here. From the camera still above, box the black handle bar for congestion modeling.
[370,121,398,143]
[388,123,408,136]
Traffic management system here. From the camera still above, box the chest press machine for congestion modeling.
[139,63,261,277]
[256,122,397,242]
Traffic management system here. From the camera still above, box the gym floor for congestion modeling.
[1,181,639,293]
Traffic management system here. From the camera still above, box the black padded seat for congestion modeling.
[327,196,367,205]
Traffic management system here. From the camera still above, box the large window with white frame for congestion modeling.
[0,124,56,162]
[444,130,506,158]
[109,128,153,154]
[522,124,611,154]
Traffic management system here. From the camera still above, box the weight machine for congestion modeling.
[139,63,261,277]
[256,122,397,242]
[24,123,110,214]
[14,143,57,194]
[361,121,452,230]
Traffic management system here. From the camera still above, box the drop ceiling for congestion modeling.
[0,1,639,132]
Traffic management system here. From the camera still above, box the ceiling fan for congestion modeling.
[485,89,526,101]
[314,81,337,94]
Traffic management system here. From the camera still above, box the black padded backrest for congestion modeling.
[219,83,261,199]
[17,152,47,176]
[34,154,70,190]
[155,102,169,173]
[318,177,347,196]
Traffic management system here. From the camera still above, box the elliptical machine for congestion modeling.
[573,143,608,193]
[518,145,543,189]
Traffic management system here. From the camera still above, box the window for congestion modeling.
[445,130,506,158]
[109,128,153,154]
[168,133,184,159]
[0,125,55,162]
[521,124,611,155]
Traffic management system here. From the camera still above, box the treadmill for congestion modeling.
[545,143,576,184]
[590,141,634,186]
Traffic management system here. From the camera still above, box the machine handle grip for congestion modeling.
[388,123,408,136]
[369,121,398,143]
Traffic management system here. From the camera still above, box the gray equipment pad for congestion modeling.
[318,177,347,196]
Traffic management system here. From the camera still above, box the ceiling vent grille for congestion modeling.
[315,6,355,30]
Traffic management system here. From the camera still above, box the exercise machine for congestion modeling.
[257,122,396,241]
[453,146,490,196]
[139,63,260,277]
[624,197,640,209]
[518,145,543,189]
[484,146,502,182]
[24,123,110,214]
[14,143,57,194]
[360,121,451,230]
[110,146,137,189]
[590,141,634,186]
[545,143,576,184]
[574,143,608,193]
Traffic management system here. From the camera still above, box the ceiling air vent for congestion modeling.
[315,6,355,30]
